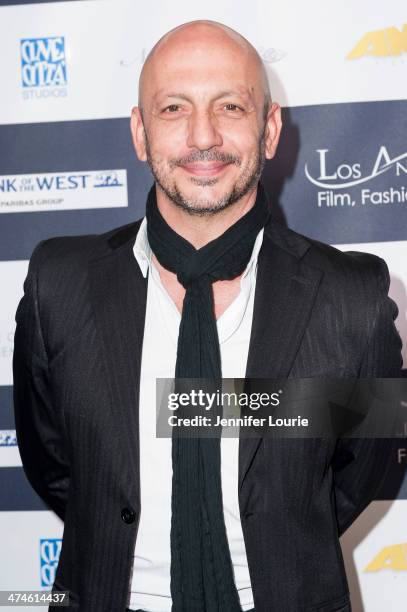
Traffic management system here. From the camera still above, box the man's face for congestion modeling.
[131,31,281,215]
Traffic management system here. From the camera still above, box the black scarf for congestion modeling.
[146,183,270,611]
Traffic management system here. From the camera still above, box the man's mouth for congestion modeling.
[180,162,231,176]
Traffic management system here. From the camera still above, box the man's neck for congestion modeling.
[155,185,258,249]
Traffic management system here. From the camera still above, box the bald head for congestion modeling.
[138,20,271,117]
[130,19,282,220]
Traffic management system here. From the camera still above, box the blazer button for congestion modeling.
[121,507,136,524]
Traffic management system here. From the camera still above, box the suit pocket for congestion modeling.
[307,593,351,612]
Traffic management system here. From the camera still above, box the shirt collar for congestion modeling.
[133,217,151,278]
[133,216,264,280]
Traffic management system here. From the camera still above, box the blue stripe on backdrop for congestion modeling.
[0,99,406,261]
[0,386,14,429]
[0,117,153,261]
[1,379,406,509]
[262,99,407,245]
[0,450,405,512]
[0,382,406,510]
[0,467,47,511]
[0,1,77,5]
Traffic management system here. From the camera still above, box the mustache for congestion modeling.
[170,150,241,168]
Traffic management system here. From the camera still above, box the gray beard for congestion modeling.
[144,129,266,217]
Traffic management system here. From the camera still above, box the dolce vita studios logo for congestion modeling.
[20,37,67,100]
[304,147,407,208]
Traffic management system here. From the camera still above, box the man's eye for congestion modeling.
[163,104,180,113]
[224,104,242,112]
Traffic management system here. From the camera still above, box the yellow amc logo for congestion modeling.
[365,543,407,572]
[348,24,407,59]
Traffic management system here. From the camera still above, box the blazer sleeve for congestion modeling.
[13,240,70,521]
[332,256,403,536]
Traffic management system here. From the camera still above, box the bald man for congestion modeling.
[13,20,402,612]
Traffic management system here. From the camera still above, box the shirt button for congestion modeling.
[121,507,136,524]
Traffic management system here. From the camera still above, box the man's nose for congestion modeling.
[186,109,223,150]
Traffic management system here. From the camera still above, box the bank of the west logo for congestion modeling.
[365,543,407,572]
[20,37,67,100]
[347,24,407,59]
[304,146,407,208]
[0,429,21,467]
[0,169,128,213]
[40,539,62,587]
[0,430,17,446]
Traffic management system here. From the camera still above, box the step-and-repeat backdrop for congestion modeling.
[0,1,406,610]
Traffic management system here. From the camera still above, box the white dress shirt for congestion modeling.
[128,217,263,611]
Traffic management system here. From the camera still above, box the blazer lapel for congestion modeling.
[88,221,147,500]
[239,223,324,491]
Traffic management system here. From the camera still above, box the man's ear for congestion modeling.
[264,102,282,160]
[130,107,147,161]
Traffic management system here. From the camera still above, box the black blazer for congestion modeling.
[13,215,403,612]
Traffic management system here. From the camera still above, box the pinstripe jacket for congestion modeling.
[13,214,403,612]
